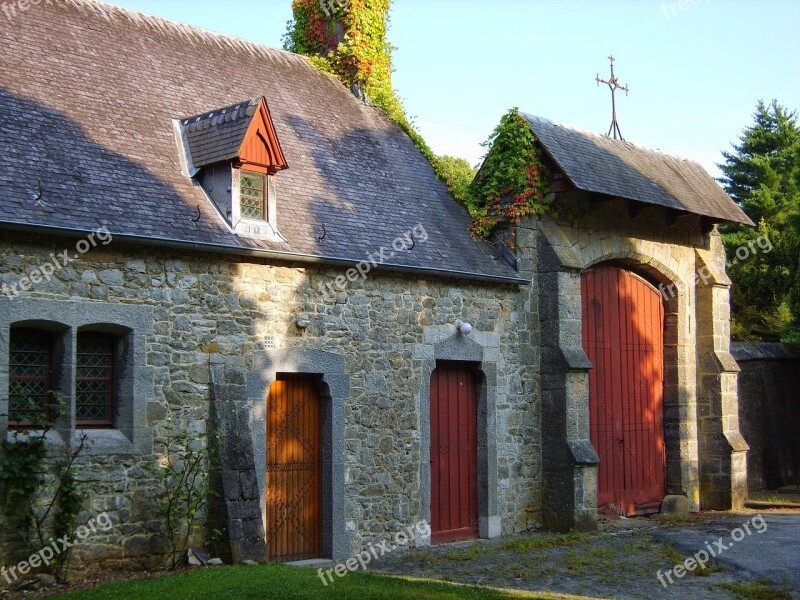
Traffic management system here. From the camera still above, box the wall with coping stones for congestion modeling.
[0,233,538,572]
[733,343,800,491]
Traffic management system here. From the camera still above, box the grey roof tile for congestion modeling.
[182,98,259,167]
[0,0,518,281]
[731,342,798,361]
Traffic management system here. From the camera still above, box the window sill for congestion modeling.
[4,428,144,456]
[234,218,285,243]
[74,428,138,455]
[4,428,66,446]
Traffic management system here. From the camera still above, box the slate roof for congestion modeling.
[522,114,754,226]
[0,0,519,283]
[182,99,261,169]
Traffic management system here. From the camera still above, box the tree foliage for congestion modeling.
[283,1,431,155]
[433,156,477,205]
[718,100,800,341]
[283,0,397,111]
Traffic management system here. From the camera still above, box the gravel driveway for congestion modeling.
[371,511,800,599]
[653,512,800,591]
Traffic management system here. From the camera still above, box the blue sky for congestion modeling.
[109,0,799,177]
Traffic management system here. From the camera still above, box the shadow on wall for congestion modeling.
[734,342,800,490]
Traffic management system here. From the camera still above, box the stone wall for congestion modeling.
[0,232,537,574]
[733,342,800,490]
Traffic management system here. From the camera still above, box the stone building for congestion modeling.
[0,0,751,570]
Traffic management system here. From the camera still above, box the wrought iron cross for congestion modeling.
[596,54,629,140]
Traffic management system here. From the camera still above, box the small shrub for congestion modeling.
[157,413,211,569]
[0,391,89,581]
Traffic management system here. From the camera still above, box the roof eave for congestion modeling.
[0,221,528,287]
[577,189,756,227]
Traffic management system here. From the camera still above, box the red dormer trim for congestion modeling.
[235,97,289,175]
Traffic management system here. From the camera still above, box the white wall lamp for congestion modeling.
[455,320,473,335]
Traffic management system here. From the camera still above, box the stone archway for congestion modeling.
[529,219,700,530]
[582,258,689,507]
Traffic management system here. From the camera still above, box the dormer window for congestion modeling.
[232,167,277,236]
[175,96,288,242]
[240,170,266,220]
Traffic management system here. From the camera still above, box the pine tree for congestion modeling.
[718,100,800,340]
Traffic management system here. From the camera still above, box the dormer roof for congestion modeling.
[181,97,288,173]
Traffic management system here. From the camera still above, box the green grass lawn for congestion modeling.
[50,564,591,600]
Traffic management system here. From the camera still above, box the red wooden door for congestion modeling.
[266,379,321,561]
[430,365,478,543]
[581,266,666,515]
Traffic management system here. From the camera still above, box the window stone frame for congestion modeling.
[0,298,154,455]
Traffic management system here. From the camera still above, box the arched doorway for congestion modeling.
[581,265,666,515]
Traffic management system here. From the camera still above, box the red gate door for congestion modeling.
[266,379,321,561]
[581,266,666,515]
[430,365,478,543]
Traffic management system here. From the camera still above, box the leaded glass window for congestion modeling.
[76,333,115,427]
[240,170,265,220]
[9,329,53,426]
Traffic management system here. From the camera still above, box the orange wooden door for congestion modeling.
[266,379,321,561]
[582,266,666,515]
[430,365,478,543]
